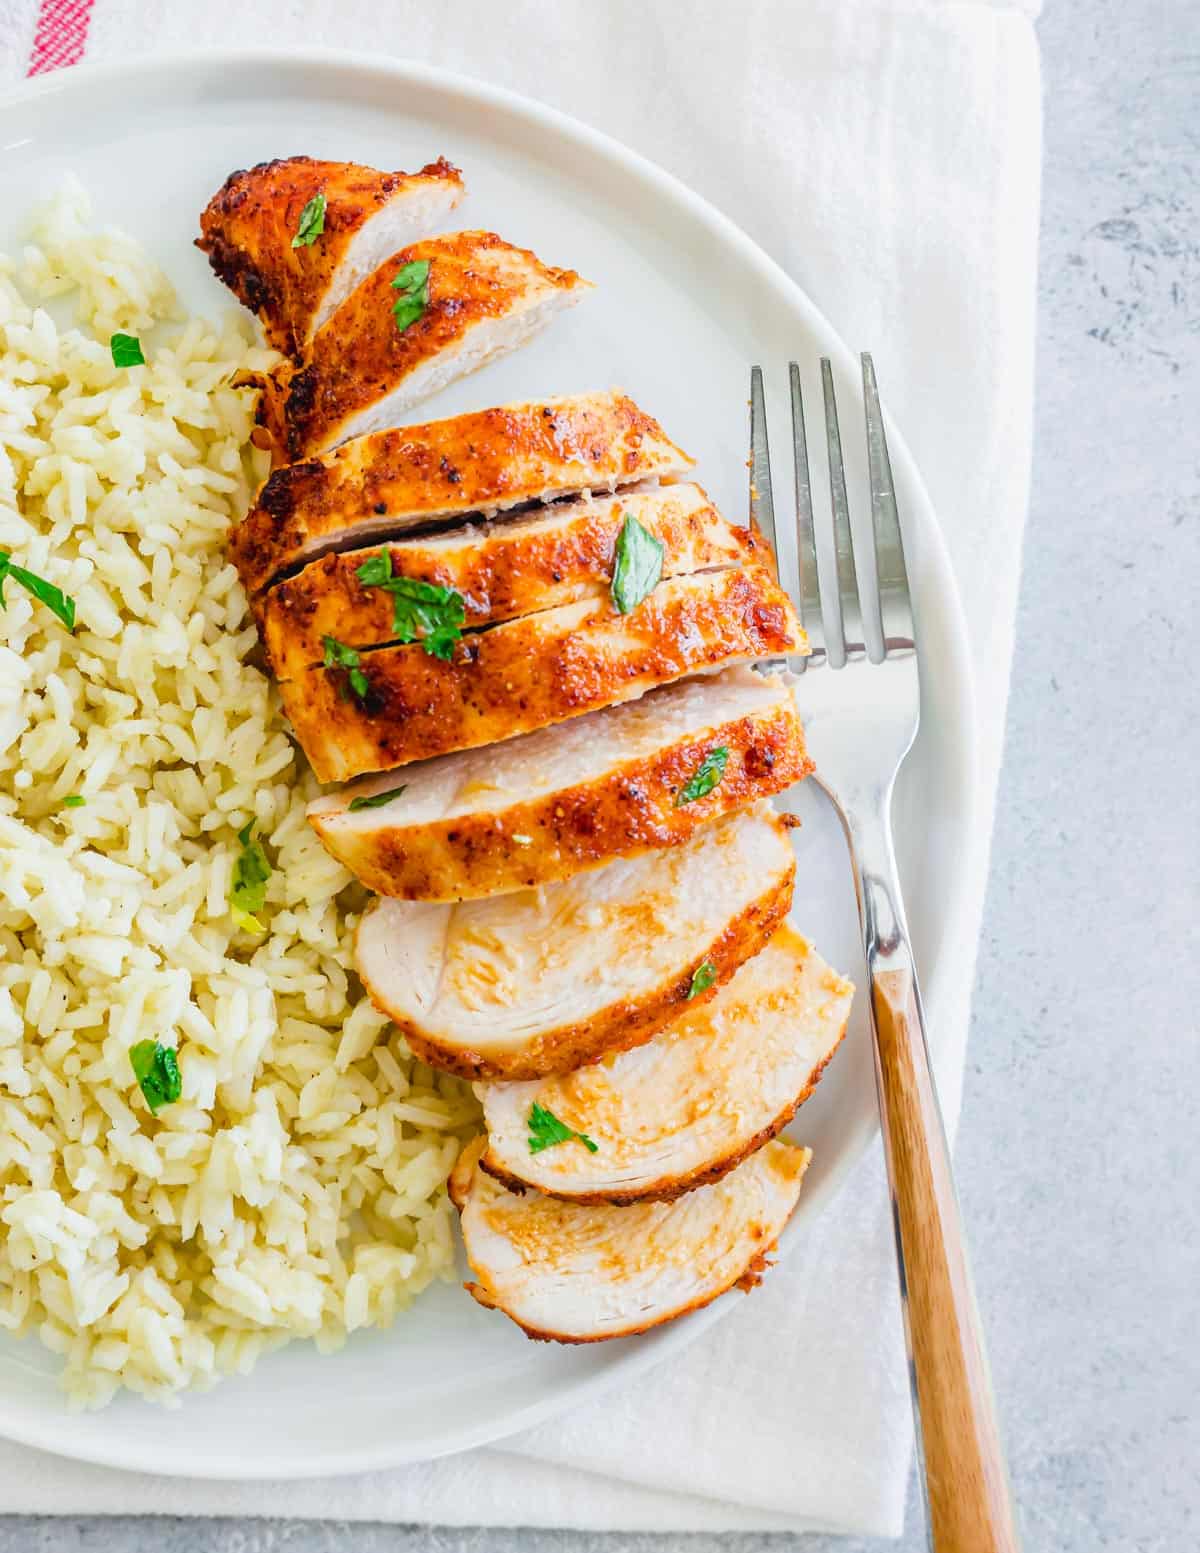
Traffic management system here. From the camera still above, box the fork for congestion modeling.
[750,358,1020,1553]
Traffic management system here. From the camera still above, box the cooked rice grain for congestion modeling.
[0,181,480,1408]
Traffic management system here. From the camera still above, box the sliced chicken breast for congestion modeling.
[262,483,762,680]
[450,1134,811,1342]
[231,390,693,597]
[308,668,810,900]
[479,925,853,1202]
[197,155,465,356]
[284,565,804,783]
[256,231,592,460]
[356,802,796,1080]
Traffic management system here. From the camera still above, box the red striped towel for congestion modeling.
[27,0,93,75]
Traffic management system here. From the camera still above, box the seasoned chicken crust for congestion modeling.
[478,925,852,1202]
[256,230,591,459]
[197,155,465,356]
[262,483,759,679]
[230,390,693,597]
[355,803,796,1080]
[450,1136,811,1343]
[308,668,811,900]
[283,565,805,783]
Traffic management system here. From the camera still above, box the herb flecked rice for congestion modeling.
[0,180,480,1408]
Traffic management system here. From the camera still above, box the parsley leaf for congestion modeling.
[354,550,394,588]
[291,192,326,249]
[129,1040,182,1114]
[610,513,664,615]
[687,959,717,1000]
[527,1101,598,1156]
[229,818,271,933]
[354,551,465,661]
[110,333,145,368]
[348,783,408,813]
[674,746,730,807]
[384,577,465,660]
[0,551,76,631]
[322,634,371,702]
[391,258,430,332]
[62,794,85,808]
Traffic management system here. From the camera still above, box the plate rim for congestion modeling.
[0,45,980,1478]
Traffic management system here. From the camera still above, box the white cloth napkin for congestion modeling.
[0,0,1042,1535]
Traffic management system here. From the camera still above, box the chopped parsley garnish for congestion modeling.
[291,192,326,248]
[674,746,730,807]
[687,959,717,999]
[348,783,408,812]
[229,818,271,933]
[129,1040,182,1114]
[0,551,76,631]
[355,549,464,661]
[610,512,664,615]
[354,552,394,588]
[527,1101,598,1156]
[391,258,430,332]
[380,577,464,660]
[322,634,371,701]
[110,333,145,368]
[62,795,85,808]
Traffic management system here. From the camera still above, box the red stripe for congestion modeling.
[27,0,94,76]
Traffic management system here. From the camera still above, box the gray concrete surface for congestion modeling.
[4,0,1196,1549]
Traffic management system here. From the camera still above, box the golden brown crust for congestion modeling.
[380,859,794,1081]
[231,391,693,597]
[283,566,805,784]
[478,1020,845,1205]
[452,1140,810,1342]
[255,231,589,460]
[261,486,762,679]
[732,1247,777,1294]
[196,155,464,357]
[461,1228,787,1343]
[310,697,812,899]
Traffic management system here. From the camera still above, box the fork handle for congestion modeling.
[852,801,1021,1553]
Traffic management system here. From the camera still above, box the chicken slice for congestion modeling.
[197,155,465,357]
[308,668,811,900]
[355,802,796,1080]
[284,564,804,783]
[449,1134,811,1342]
[262,483,762,680]
[256,231,592,460]
[230,390,693,597]
[479,925,852,1202]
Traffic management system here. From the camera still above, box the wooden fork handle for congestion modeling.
[852,806,1021,1552]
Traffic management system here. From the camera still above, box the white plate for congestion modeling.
[0,49,977,1478]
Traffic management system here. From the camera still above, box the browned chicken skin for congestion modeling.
[260,484,760,680]
[230,390,694,597]
[256,231,591,460]
[306,668,812,901]
[281,564,806,783]
[197,155,465,357]
[355,803,797,1080]
[450,1137,811,1342]
[477,925,850,1204]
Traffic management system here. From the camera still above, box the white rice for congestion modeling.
[0,179,480,1409]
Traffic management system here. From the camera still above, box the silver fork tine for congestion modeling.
[862,353,916,656]
[788,363,822,671]
[820,358,865,666]
[748,366,779,571]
